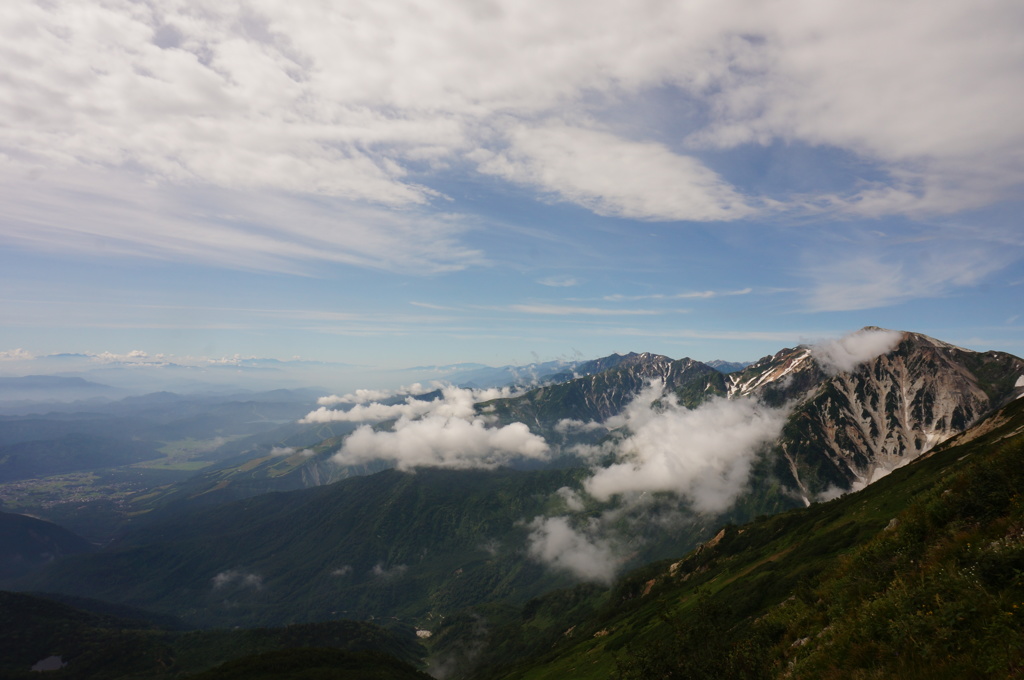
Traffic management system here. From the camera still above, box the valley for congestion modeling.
[1,327,1023,678]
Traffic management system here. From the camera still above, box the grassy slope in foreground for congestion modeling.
[486,396,1024,680]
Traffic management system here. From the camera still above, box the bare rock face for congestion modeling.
[729,329,1024,500]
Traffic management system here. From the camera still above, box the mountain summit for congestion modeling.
[482,327,1024,502]
[729,328,1024,500]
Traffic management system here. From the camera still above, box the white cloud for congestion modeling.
[804,247,1012,312]
[1,0,1020,285]
[337,417,549,470]
[507,304,667,316]
[585,382,789,514]
[689,1,1024,214]
[317,385,427,407]
[810,328,904,375]
[0,348,33,361]
[478,123,758,222]
[0,165,481,275]
[370,563,409,580]
[603,288,753,302]
[527,382,791,581]
[314,384,551,470]
[269,446,313,458]
[317,389,404,407]
[303,384,503,424]
[92,350,160,364]
[554,419,607,435]
[211,570,263,590]
[555,486,586,513]
[525,516,619,584]
[538,276,579,288]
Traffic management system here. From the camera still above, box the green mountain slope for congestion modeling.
[129,425,365,519]
[182,648,434,680]
[0,511,94,580]
[467,395,1024,680]
[0,590,424,680]
[25,468,586,628]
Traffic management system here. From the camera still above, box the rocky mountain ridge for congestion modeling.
[482,328,1024,500]
[729,330,1024,499]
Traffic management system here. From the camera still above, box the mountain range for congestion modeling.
[2,327,1023,678]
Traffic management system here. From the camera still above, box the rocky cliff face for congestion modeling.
[727,330,1024,499]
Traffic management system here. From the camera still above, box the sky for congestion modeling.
[2,0,1023,382]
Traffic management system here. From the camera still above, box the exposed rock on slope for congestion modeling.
[729,330,1024,499]
[480,328,1024,500]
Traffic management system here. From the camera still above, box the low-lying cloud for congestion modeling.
[211,570,263,590]
[526,516,619,584]
[811,328,904,375]
[583,384,789,514]
[317,387,415,406]
[526,381,790,581]
[338,416,549,470]
[370,563,409,580]
[313,378,790,583]
[269,446,314,457]
[307,384,552,470]
[554,418,607,435]
[302,384,504,424]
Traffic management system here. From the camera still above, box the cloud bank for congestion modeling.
[317,388,404,406]
[307,384,551,471]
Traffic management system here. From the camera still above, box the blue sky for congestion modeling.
[1,0,1022,381]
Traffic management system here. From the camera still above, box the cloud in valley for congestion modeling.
[584,383,789,514]
[526,382,789,580]
[304,383,492,424]
[306,384,551,470]
[370,563,409,580]
[211,570,263,590]
[338,415,548,470]
[269,446,314,458]
[525,516,619,584]
[811,328,904,375]
[554,419,607,435]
